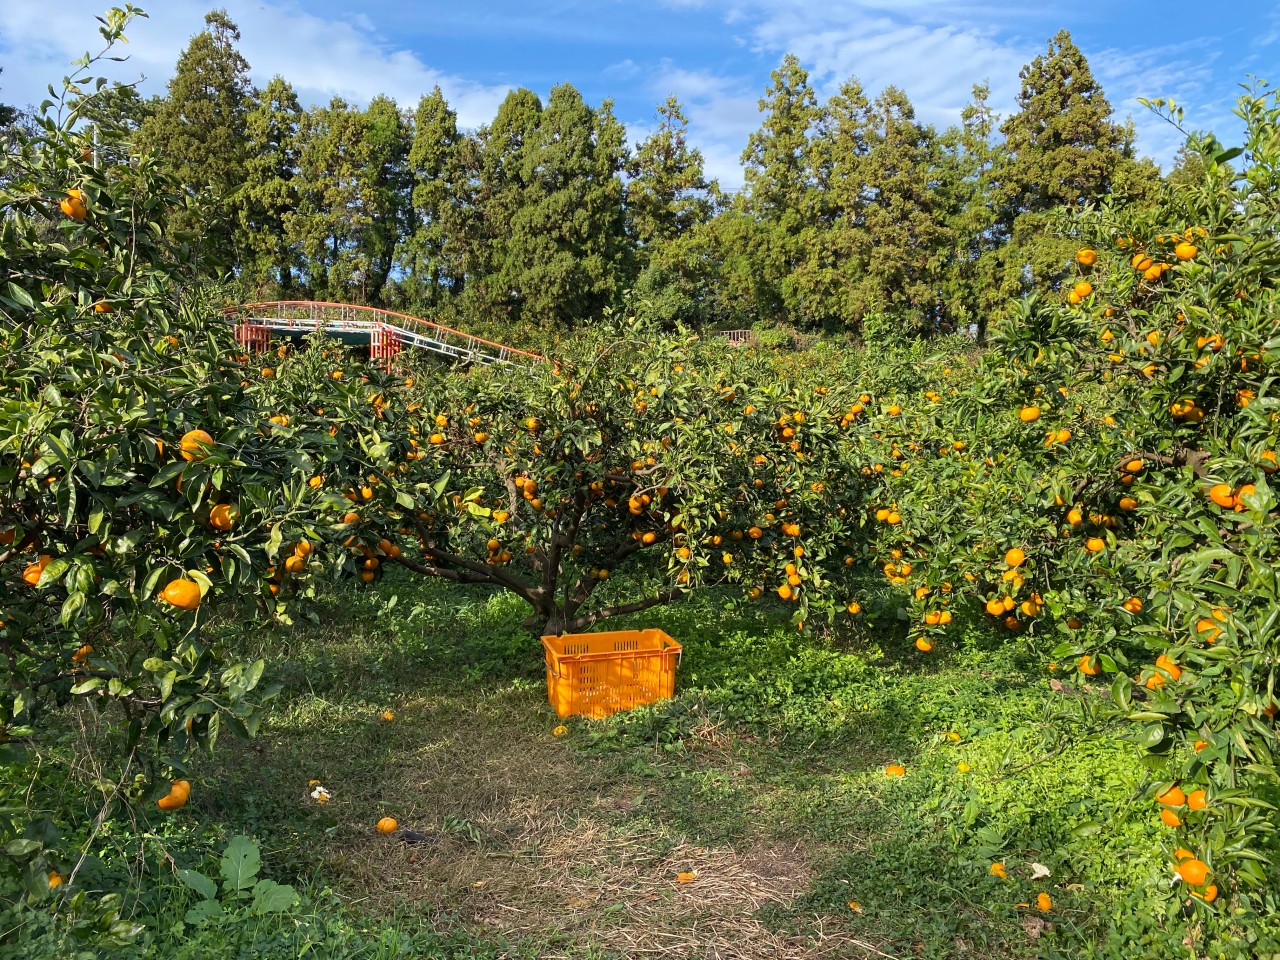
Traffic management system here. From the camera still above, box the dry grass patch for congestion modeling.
[311,688,885,959]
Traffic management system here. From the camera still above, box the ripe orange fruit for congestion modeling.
[915,637,933,652]
[94,301,113,313]
[777,584,793,600]
[846,601,861,615]
[1198,884,1218,903]
[1207,484,1235,508]
[208,503,237,531]
[60,189,87,220]
[284,555,305,574]
[22,554,52,586]
[1122,597,1143,614]
[157,779,191,811]
[1085,537,1105,554]
[377,817,398,834]
[1160,808,1182,827]
[1118,496,1137,511]
[1233,484,1256,510]
[884,764,905,777]
[1076,248,1097,266]
[1176,859,1209,886]
[1156,784,1186,807]
[1174,241,1197,261]
[1155,653,1182,681]
[179,429,214,462]
[159,578,202,611]
[1005,547,1025,567]
[1078,656,1099,676]
[1036,892,1052,912]
[296,539,313,558]
[1187,789,1207,811]
[1072,281,1093,299]
[1019,406,1041,423]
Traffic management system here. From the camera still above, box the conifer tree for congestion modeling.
[991,30,1134,304]
[626,96,718,326]
[405,87,464,311]
[464,88,544,326]
[288,96,411,304]
[137,10,251,262]
[740,55,819,326]
[627,96,714,251]
[856,86,950,328]
[514,84,629,328]
[240,76,303,297]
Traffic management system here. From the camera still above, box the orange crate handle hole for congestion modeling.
[543,648,681,680]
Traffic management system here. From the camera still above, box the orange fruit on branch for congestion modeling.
[1176,859,1209,886]
[159,578,202,611]
[59,189,87,220]
[208,503,238,531]
[157,779,191,811]
[179,429,215,462]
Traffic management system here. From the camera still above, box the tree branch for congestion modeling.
[1117,447,1208,480]
[569,588,687,632]
[393,553,502,586]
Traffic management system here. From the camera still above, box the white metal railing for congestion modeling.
[223,301,546,367]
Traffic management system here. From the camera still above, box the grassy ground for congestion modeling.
[164,571,1174,960]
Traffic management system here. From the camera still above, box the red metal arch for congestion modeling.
[222,300,545,366]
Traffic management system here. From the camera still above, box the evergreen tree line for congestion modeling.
[79,11,1183,335]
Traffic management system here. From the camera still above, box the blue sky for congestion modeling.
[3,1,1277,187]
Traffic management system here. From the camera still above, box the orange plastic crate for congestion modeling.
[542,629,682,719]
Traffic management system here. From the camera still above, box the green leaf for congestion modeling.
[184,899,224,925]
[177,868,218,901]
[250,878,297,914]
[219,835,261,893]
[6,282,34,308]
[3,839,42,858]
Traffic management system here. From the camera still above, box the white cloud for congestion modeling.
[639,62,764,187]
[684,0,1245,169]
[0,0,512,126]
[1090,39,1235,169]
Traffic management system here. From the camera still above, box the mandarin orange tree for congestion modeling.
[807,84,1280,921]
[0,10,414,897]
[254,319,876,636]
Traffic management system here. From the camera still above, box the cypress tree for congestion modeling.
[240,76,303,298]
[137,10,251,263]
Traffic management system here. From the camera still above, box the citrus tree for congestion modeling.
[792,84,1280,924]
[0,10,428,897]
[249,317,880,636]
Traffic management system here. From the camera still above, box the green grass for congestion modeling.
[5,571,1263,958]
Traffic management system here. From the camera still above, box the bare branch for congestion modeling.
[570,588,687,632]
